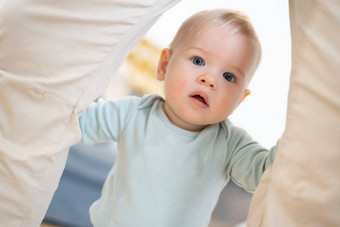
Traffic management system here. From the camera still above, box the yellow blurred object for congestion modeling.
[126,39,164,96]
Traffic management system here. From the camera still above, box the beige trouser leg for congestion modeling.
[247,0,340,226]
[0,0,180,226]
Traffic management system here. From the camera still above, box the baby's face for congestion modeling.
[157,24,259,131]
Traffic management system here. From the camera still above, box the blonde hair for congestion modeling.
[169,9,262,73]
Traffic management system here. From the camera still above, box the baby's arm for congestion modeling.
[79,97,138,144]
[226,125,277,193]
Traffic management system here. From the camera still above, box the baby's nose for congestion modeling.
[198,74,216,89]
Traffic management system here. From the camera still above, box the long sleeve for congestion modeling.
[80,97,139,144]
[225,124,277,193]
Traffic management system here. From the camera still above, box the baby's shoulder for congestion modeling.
[137,93,164,109]
[106,94,161,111]
[220,119,250,144]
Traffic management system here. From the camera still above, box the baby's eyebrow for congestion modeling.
[186,46,206,53]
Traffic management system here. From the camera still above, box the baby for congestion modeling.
[79,9,276,227]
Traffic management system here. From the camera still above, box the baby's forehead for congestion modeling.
[177,24,256,51]
[187,22,224,39]
[176,22,253,47]
[171,23,219,48]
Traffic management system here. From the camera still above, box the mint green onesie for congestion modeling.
[79,94,276,227]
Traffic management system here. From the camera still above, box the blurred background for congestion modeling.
[42,1,291,226]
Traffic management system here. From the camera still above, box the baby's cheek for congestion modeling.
[215,97,234,118]
[180,74,193,88]
[170,77,190,94]
[175,80,189,92]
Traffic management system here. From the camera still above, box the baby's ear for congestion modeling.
[238,89,251,105]
[156,48,171,81]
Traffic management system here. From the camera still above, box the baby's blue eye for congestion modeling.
[223,72,235,82]
[192,57,205,66]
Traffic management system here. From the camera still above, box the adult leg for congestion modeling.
[0,0,180,226]
[247,0,340,226]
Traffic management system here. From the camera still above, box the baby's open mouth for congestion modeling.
[192,95,207,105]
[190,94,209,107]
